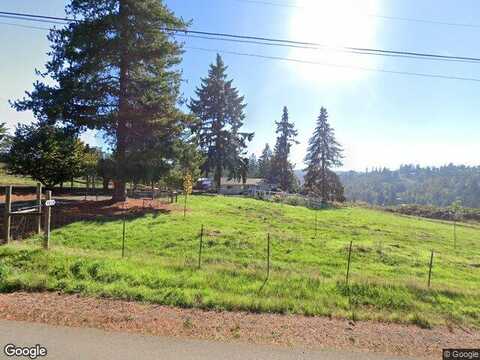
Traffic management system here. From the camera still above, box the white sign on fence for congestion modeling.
[45,199,56,207]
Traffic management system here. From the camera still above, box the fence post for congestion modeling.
[184,193,187,219]
[122,214,126,258]
[43,190,52,250]
[453,221,457,249]
[4,186,12,244]
[427,250,434,288]
[36,183,42,235]
[198,224,204,269]
[266,233,271,280]
[345,241,353,287]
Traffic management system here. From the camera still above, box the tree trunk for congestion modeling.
[214,165,222,191]
[321,163,327,203]
[103,178,109,191]
[113,181,126,202]
[113,0,129,203]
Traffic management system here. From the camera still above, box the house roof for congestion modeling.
[220,178,265,186]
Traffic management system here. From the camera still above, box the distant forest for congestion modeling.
[338,164,480,208]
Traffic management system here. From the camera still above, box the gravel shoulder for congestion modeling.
[0,292,478,360]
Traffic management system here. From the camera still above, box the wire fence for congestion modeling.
[0,189,478,295]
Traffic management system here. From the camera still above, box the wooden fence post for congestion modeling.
[198,224,204,269]
[4,186,12,244]
[36,183,42,235]
[428,250,434,288]
[345,241,353,287]
[43,190,52,250]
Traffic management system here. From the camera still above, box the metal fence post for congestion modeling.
[198,224,204,269]
[453,221,457,249]
[267,233,271,280]
[346,241,353,287]
[122,214,126,258]
[428,250,434,288]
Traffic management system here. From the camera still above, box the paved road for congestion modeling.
[0,320,415,360]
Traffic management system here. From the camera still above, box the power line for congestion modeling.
[1,10,480,64]
[173,33,480,64]
[169,29,480,63]
[0,21,50,31]
[0,11,69,23]
[232,0,480,29]
[0,13,67,25]
[2,9,480,82]
[2,19,477,65]
[185,45,480,83]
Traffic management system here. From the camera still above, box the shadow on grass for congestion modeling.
[0,198,173,242]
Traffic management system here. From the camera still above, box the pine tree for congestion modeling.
[189,54,254,189]
[271,107,298,191]
[304,107,344,202]
[13,0,188,201]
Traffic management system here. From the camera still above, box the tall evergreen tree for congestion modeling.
[271,107,298,191]
[0,123,11,158]
[189,54,253,189]
[304,107,344,202]
[13,0,188,201]
[247,153,259,178]
[258,143,273,179]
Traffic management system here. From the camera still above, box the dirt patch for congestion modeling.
[0,194,38,203]
[0,292,477,360]
[55,198,175,218]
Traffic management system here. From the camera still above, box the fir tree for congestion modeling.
[271,107,298,191]
[304,107,344,202]
[258,143,273,179]
[247,153,259,178]
[189,54,253,189]
[13,0,188,201]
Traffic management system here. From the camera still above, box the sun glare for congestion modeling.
[288,0,381,82]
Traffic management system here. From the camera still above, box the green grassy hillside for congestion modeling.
[1,196,479,328]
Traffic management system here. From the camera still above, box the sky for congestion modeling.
[0,0,479,171]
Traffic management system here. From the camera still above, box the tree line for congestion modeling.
[3,0,346,203]
[340,164,480,208]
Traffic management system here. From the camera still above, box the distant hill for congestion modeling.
[294,169,305,185]
[338,164,480,208]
